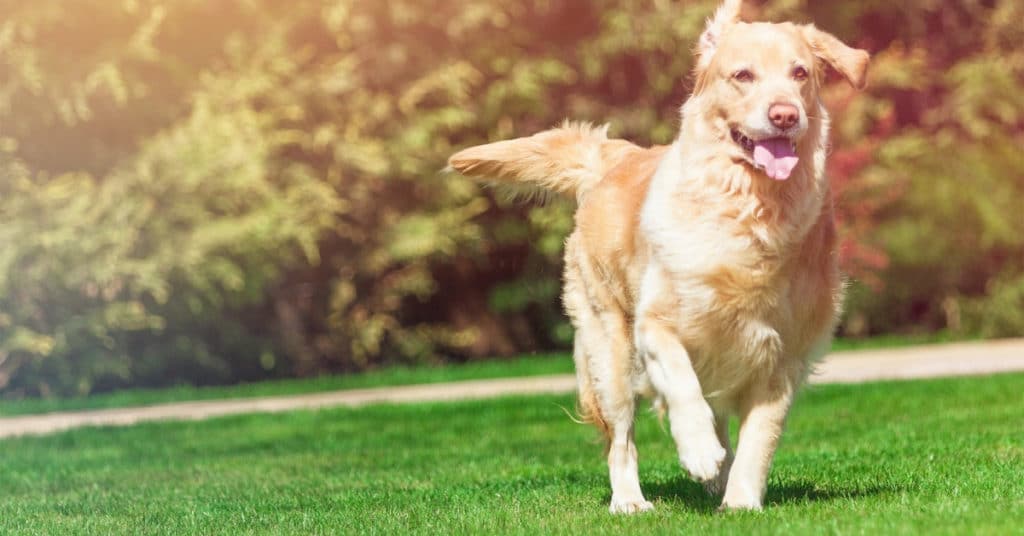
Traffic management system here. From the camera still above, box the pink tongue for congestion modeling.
[752,138,799,181]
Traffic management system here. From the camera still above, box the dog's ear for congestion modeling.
[802,25,871,90]
[696,0,743,71]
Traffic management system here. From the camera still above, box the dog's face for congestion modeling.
[691,1,869,180]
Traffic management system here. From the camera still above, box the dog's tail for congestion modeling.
[447,122,637,202]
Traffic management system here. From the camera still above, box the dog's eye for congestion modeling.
[733,69,755,83]
[792,66,809,81]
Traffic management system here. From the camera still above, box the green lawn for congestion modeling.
[2,372,1021,534]
[0,333,968,417]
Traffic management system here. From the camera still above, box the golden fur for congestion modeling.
[449,0,869,514]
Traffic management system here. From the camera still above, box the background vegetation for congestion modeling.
[1,0,1021,397]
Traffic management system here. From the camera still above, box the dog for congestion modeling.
[448,0,869,514]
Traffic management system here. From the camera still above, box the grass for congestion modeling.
[1,372,1022,534]
[0,333,973,417]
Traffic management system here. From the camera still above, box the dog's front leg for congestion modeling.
[637,318,726,484]
[721,372,795,510]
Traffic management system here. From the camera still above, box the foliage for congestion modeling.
[0,0,1021,396]
[833,0,1024,337]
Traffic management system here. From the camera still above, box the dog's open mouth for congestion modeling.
[731,130,799,181]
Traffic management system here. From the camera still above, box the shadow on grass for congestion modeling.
[640,477,896,512]
[765,480,897,506]
[643,478,720,512]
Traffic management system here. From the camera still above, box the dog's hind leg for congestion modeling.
[606,413,650,514]
[564,235,650,514]
[570,332,606,435]
[584,309,652,514]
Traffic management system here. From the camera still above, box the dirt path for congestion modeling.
[2,338,1023,440]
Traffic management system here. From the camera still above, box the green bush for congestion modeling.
[1,1,1021,397]
[833,1,1024,337]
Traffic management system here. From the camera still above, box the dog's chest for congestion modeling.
[666,234,800,388]
[691,269,788,361]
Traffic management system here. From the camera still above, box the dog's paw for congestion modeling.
[718,499,763,512]
[678,436,727,483]
[609,497,655,515]
[718,476,765,511]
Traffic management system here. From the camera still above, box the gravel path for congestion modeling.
[2,338,1023,439]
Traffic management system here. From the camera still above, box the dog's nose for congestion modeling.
[768,103,800,130]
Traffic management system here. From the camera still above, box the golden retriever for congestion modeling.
[448,0,869,514]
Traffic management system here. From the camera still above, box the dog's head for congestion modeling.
[687,0,870,181]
